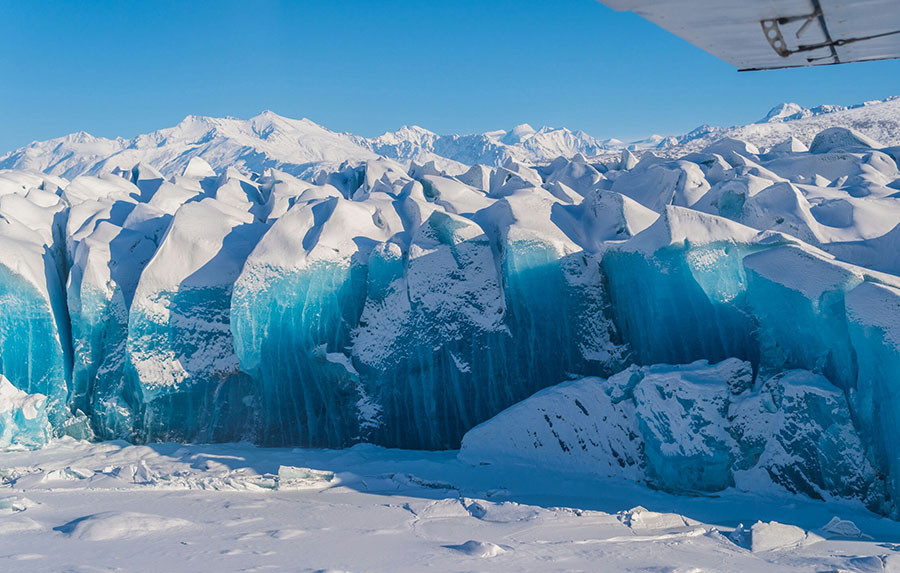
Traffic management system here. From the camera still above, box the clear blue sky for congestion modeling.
[1,0,899,152]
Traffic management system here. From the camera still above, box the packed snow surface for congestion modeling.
[1,438,899,571]
[3,96,900,568]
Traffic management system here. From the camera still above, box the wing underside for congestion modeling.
[599,0,900,70]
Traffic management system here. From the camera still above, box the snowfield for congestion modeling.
[3,438,900,572]
[3,97,900,570]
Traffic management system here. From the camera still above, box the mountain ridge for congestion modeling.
[2,96,899,180]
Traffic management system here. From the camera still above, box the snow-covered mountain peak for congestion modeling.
[371,125,438,145]
[137,115,220,147]
[248,111,331,134]
[61,130,104,144]
[501,123,537,144]
[759,102,807,123]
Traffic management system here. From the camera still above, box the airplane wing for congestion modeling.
[598,0,900,70]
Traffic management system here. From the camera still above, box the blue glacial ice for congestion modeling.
[0,182,70,429]
[231,193,390,447]
[0,373,51,449]
[127,194,266,442]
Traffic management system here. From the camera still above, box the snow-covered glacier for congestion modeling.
[460,359,883,511]
[3,109,900,515]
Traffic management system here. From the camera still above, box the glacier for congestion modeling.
[2,106,900,516]
[460,359,883,511]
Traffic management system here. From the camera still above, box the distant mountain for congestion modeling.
[364,122,613,168]
[0,113,617,180]
[0,112,379,180]
[2,96,899,180]
[657,96,900,156]
[755,101,885,124]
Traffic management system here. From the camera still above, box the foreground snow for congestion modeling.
[2,438,900,572]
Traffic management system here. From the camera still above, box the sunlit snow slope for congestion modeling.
[3,99,900,516]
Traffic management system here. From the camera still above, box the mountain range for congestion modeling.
[2,96,898,180]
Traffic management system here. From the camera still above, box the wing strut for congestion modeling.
[761,0,900,65]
